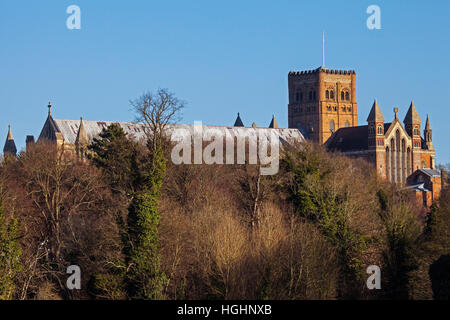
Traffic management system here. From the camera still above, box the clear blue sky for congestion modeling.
[1,0,449,163]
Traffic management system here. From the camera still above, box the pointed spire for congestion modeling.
[234,113,244,127]
[48,101,52,117]
[269,114,279,128]
[366,99,385,123]
[75,117,88,146]
[7,125,13,140]
[3,125,17,156]
[425,114,431,130]
[403,100,421,125]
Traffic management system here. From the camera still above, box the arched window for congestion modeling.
[326,90,329,99]
[377,126,383,135]
[344,121,350,127]
[309,91,312,101]
[341,91,345,100]
[329,120,335,133]
[330,90,334,99]
[295,92,299,102]
[345,92,350,100]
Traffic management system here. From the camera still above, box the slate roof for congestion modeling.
[327,123,391,152]
[49,119,304,145]
[418,168,441,177]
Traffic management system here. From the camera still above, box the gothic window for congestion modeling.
[330,90,334,99]
[309,91,312,101]
[341,91,345,100]
[345,92,350,100]
[300,92,303,101]
[326,90,329,99]
[329,120,335,133]
[377,126,383,135]
[296,92,299,102]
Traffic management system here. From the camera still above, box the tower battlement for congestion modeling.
[288,66,358,144]
[288,68,356,77]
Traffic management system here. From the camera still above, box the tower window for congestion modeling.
[296,92,299,102]
[377,126,383,135]
[341,91,345,100]
[326,90,329,99]
[345,92,350,100]
[330,91,334,99]
[300,92,303,101]
[309,91,312,101]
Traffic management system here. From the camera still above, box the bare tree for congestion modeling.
[130,88,184,152]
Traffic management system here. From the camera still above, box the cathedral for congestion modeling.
[2,65,441,197]
[287,66,436,185]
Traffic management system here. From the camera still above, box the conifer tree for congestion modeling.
[0,201,22,300]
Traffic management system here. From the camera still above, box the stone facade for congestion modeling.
[327,100,436,185]
[288,67,358,144]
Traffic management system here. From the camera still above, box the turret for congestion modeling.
[3,125,17,157]
[268,114,279,128]
[367,99,385,148]
[75,117,89,160]
[403,101,422,149]
[234,113,244,127]
[423,114,433,150]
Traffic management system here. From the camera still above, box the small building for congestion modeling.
[405,168,445,207]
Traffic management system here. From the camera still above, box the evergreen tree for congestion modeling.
[125,145,167,299]
[0,201,22,300]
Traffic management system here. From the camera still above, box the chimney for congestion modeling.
[26,135,35,152]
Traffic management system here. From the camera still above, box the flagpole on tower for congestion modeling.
[322,31,325,68]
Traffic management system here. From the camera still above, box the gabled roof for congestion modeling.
[403,183,431,193]
[327,125,368,152]
[403,101,421,125]
[50,119,305,146]
[418,168,440,177]
[366,99,384,123]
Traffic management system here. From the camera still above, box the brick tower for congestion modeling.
[288,67,358,144]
